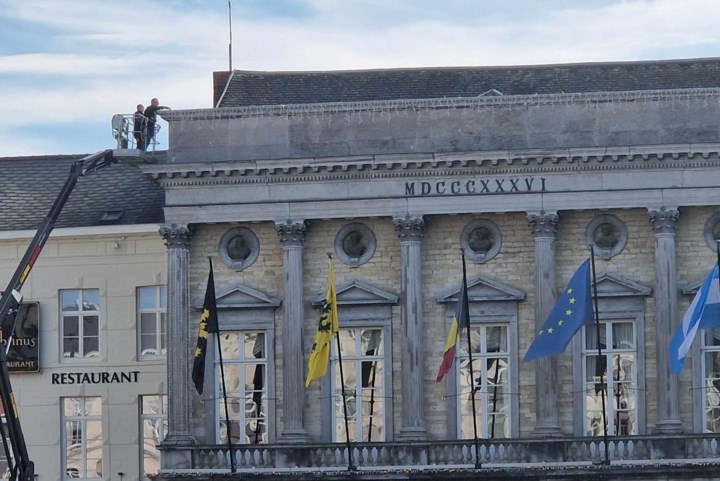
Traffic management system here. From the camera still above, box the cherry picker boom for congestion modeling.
[0,149,119,481]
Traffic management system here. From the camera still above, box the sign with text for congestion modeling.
[1,302,40,373]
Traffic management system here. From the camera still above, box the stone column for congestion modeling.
[159,224,196,449]
[393,215,428,440]
[527,212,562,437]
[649,207,683,433]
[275,220,310,442]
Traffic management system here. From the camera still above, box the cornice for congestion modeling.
[159,88,720,122]
[141,143,720,187]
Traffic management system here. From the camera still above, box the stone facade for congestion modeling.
[148,61,720,478]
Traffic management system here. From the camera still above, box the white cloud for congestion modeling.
[2,0,720,156]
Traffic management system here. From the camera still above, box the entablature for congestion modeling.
[142,143,720,187]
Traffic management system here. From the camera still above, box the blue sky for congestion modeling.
[1,0,719,157]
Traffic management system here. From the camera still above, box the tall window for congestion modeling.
[330,327,385,442]
[216,331,267,444]
[63,397,102,479]
[457,324,510,439]
[702,328,720,432]
[140,395,167,478]
[582,320,637,436]
[137,286,167,357]
[61,289,100,359]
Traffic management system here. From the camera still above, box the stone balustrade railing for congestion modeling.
[160,434,720,473]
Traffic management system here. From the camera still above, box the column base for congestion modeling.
[280,428,311,443]
[397,426,428,441]
[161,433,197,447]
[653,420,684,434]
[533,425,563,438]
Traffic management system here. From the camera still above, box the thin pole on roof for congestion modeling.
[228,0,233,71]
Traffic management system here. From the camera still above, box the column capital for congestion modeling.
[648,208,680,234]
[527,212,559,239]
[393,215,426,242]
[159,224,193,249]
[274,220,308,247]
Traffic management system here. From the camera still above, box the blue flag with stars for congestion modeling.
[524,258,594,362]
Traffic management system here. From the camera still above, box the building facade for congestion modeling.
[149,58,720,480]
[6,58,720,481]
[0,155,167,481]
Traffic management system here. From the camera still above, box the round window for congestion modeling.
[218,227,259,271]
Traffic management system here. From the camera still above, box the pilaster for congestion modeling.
[393,215,428,440]
[527,212,562,437]
[275,220,311,442]
[159,223,196,449]
[648,207,683,434]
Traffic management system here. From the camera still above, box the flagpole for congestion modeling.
[461,250,482,469]
[589,247,610,465]
[329,254,355,471]
[209,257,236,473]
[715,240,720,291]
[489,357,501,438]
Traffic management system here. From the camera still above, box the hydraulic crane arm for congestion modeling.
[0,149,117,481]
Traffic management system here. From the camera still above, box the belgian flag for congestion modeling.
[436,272,470,382]
[192,259,219,395]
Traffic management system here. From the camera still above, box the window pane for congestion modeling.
[337,330,355,356]
[612,322,634,349]
[705,329,720,347]
[159,287,167,308]
[486,326,507,353]
[138,287,156,309]
[62,291,80,311]
[83,290,100,310]
[141,334,157,355]
[220,333,241,360]
[360,329,382,356]
[64,316,79,336]
[63,338,79,358]
[140,313,157,335]
[84,316,99,336]
[83,337,99,358]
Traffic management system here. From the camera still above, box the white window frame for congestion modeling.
[62,397,103,480]
[454,323,512,439]
[198,282,280,445]
[140,394,167,479]
[329,326,387,442]
[571,280,648,436]
[137,286,167,358]
[579,319,638,436]
[60,289,101,361]
[439,275,524,440]
[213,331,269,445]
[697,329,720,432]
[314,280,398,442]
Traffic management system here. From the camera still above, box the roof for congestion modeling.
[215,57,720,107]
[0,154,164,232]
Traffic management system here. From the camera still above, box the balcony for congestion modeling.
[157,434,720,480]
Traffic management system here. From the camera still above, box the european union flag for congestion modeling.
[524,259,594,362]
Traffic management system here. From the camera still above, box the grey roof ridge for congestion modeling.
[224,56,720,75]
[165,86,720,121]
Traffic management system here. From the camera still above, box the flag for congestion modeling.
[305,258,339,387]
[669,264,720,373]
[436,269,470,382]
[524,258,593,362]
[192,260,219,395]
